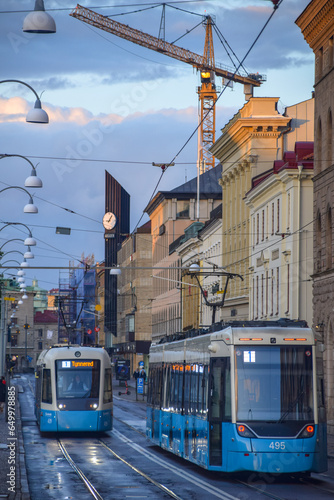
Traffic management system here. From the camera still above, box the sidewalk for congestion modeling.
[0,384,30,500]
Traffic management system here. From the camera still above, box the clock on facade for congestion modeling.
[103,212,117,230]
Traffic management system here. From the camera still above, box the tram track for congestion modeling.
[58,437,184,500]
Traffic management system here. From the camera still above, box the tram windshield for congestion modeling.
[55,359,100,399]
[235,346,314,422]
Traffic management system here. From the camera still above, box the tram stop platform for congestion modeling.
[0,376,334,500]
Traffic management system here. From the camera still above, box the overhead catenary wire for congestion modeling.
[130,0,283,233]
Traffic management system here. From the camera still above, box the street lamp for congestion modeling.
[0,154,43,188]
[23,0,56,34]
[0,187,38,213]
[0,80,49,123]
[110,266,122,275]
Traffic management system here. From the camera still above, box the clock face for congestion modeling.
[103,212,117,230]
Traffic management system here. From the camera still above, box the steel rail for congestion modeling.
[58,439,104,500]
[99,439,184,500]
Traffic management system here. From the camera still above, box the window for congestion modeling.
[286,263,290,314]
[276,267,280,316]
[103,368,112,403]
[176,200,189,218]
[328,109,333,168]
[326,206,332,269]
[256,213,259,244]
[276,199,280,234]
[235,346,314,422]
[261,210,265,241]
[55,359,100,399]
[317,118,322,176]
[38,341,43,350]
[271,202,275,235]
[42,369,52,404]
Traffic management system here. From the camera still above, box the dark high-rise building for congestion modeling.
[104,171,130,346]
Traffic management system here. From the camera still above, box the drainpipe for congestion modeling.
[297,163,303,320]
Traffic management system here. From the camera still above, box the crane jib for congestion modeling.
[70,4,262,87]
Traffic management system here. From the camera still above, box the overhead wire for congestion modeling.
[131,0,283,232]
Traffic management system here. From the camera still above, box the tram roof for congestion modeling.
[151,320,315,357]
[36,344,110,365]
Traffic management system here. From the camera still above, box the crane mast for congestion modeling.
[71,4,265,171]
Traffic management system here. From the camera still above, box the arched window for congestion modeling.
[326,206,332,269]
[328,109,333,168]
[316,118,322,175]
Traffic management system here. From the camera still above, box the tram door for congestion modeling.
[208,358,224,466]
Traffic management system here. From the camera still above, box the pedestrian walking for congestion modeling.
[0,376,6,413]
[133,368,140,380]
[139,368,147,382]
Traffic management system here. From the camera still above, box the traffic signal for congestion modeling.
[7,326,11,343]
[24,323,30,329]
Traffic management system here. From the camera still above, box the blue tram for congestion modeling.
[146,321,327,474]
[35,345,113,432]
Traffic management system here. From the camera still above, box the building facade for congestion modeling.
[244,141,314,325]
[296,0,334,435]
[211,97,291,321]
[114,222,152,372]
[145,165,223,343]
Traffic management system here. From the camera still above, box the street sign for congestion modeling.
[139,361,144,368]
[94,327,100,332]
[137,377,144,394]
[87,329,92,334]
[4,297,15,301]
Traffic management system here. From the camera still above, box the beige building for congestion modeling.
[114,222,152,372]
[244,141,314,324]
[145,166,222,343]
[211,97,291,320]
[296,0,334,434]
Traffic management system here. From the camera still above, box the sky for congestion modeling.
[0,0,314,293]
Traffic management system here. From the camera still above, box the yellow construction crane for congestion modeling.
[70,4,265,171]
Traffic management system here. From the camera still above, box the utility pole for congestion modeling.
[24,316,30,364]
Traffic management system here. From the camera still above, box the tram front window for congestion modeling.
[56,359,100,399]
[235,346,314,422]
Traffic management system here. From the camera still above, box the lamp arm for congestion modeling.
[0,222,33,237]
[0,154,37,172]
[0,239,24,251]
[0,80,40,101]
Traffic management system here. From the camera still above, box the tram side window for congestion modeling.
[199,365,209,415]
[150,366,162,407]
[163,365,171,410]
[42,369,52,404]
[173,366,179,412]
[177,365,183,412]
[103,368,112,403]
[190,365,199,414]
[184,365,190,414]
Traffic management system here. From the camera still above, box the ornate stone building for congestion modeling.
[296,0,334,434]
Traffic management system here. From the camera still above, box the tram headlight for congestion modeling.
[236,424,255,438]
[298,424,315,438]
[58,403,66,409]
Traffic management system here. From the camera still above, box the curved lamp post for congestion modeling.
[0,222,37,246]
[0,79,49,123]
[0,154,42,188]
[23,0,56,34]
[0,186,38,213]
[0,239,25,251]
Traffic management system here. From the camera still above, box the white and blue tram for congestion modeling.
[146,321,327,474]
[35,345,113,432]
